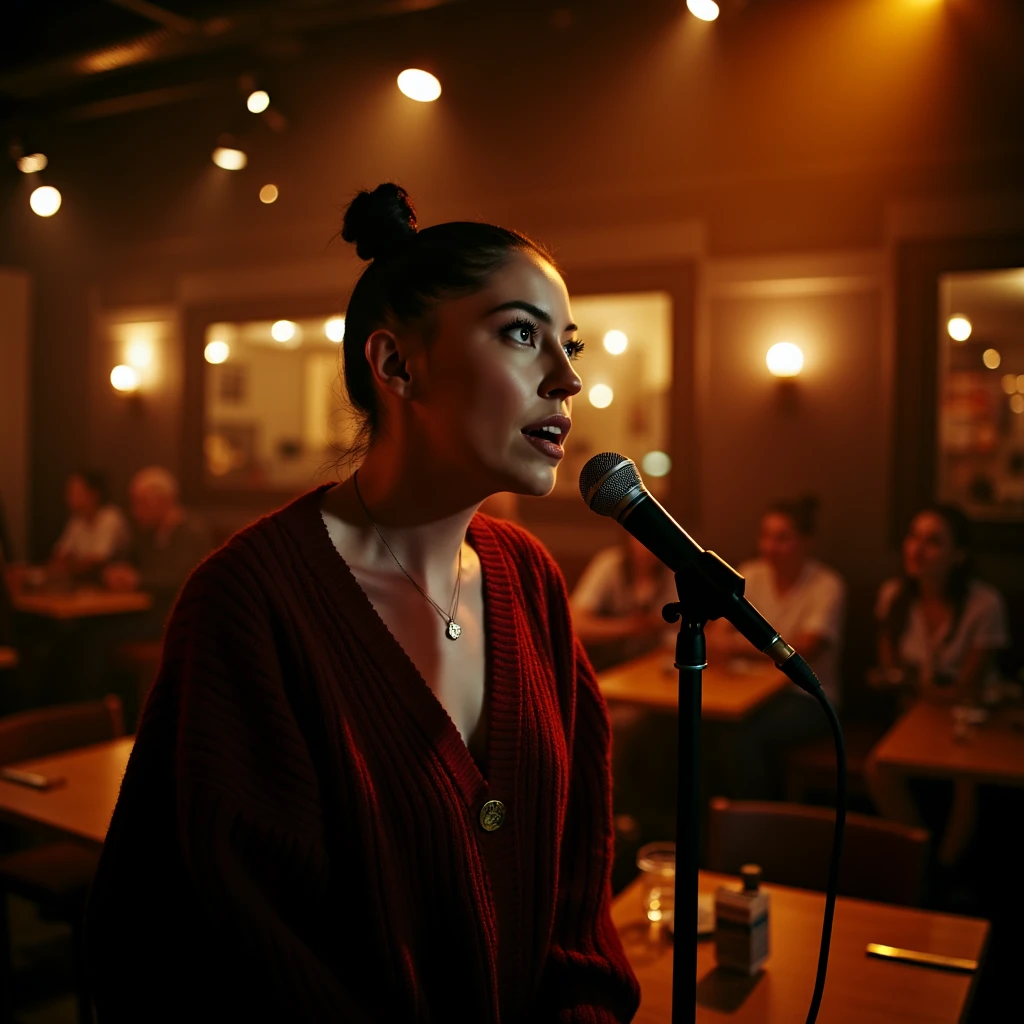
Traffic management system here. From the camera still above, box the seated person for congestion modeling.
[570,533,677,672]
[103,467,212,636]
[866,503,1009,873]
[49,470,130,582]
[705,495,846,799]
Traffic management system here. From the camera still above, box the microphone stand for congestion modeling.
[662,567,713,1024]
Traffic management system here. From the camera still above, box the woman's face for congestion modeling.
[66,475,99,517]
[757,512,807,573]
[401,250,583,498]
[902,511,964,585]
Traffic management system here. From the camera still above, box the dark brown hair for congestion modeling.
[765,494,819,537]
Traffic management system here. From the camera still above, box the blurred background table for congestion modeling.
[871,702,1024,789]
[598,651,787,721]
[0,736,133,848]
[10,587,152,621]
[612,871,989,1023]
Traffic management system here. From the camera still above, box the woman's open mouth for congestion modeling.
[520,416,570,461]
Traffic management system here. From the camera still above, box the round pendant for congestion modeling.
[446,619,461,641]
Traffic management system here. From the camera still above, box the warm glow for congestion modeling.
[110,365,139,392]
[205,340,230,364]
[1018,375,1024,393]
[29,185,61,217]
[126,339,153,369]
[17,152,47,173]
[324,317,346,342]
[982,348,1001,370]
[1011,394,1024,415]
[1002,374,1019,395]
[588,383,614,409]
[686,0,720,21]
[259,184,279,204]
[397,69,442,102]
[246,89,270,114]
[212,146,247,170]
[766,342,804,378]
[271,319,296,342]
[603,330,629,355]
[641,451,672,477]
[947,315,972,342]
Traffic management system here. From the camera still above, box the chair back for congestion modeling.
[707,796,930,907]
[0,695,125,767]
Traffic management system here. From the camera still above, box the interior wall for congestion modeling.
[0,268,30,561]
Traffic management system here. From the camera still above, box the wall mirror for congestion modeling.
[938,268,1024,519]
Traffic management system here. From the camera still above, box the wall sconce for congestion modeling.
[766,342,804,378]
[109,321,163,398]
[110,365,140,393]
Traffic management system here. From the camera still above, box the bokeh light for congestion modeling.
[766,342,804,377]
[641,451,672,477]
[947,316,972,342]
[271,320,296,342]
[29,185,61,217]
[246,89,270,114]
[212,146,247,170]
[259,184,279,204]
[17,153,47,173]
[324,317,346,342]
[110,365,139,392]
[205,341,230,364]
[686,0,720,21]
[588,383,614,409]
[982,348,1001,370]
[397,69,442,102]
[603,330,629,355]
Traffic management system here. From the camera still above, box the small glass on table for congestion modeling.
[637,841,675,927]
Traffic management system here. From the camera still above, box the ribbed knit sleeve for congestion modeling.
[86,543,377,1023]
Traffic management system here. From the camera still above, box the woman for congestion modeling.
[705,496,846,799]
[866,504,1009,872]
[85,184,640,1023]
[49,470,130,581]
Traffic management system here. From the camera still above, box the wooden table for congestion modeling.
[598,651,787,721]
[613,871,989,1023]
[870,701,1024,789]
[0,736,133,848]
[11,587,152,620]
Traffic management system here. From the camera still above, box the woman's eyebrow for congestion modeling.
[486,299,577,333]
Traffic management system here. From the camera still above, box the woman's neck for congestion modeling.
[772,559,806,594]
[917,577,950,603]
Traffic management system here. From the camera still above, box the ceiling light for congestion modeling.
[588,383,614,409]
[271,320,296,342]
[947,315,972,342]
[766,342,804,377]
[212,145,247,170]
[687,0,720,21]
[17,152,47,173]
[205,340,230,364]
[29,185,61,217]
[324,317,346,342]
[259,184,279,204]
[397,69,442,102]
[110,365,140,392]
[603,330,628,355]
[247,89,270,114]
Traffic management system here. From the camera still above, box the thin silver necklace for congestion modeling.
[352,471,463,641]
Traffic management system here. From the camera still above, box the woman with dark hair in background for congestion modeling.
[866,504,1009,875]
[706,495,846,799]
[85,184,639,1023]
[49,470,130,581]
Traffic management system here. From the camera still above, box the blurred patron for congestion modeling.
[103,467,211,632]
[867,504,1009,873]
[570,533,676,672]
[49,470,130,582]
[706,496,846,799]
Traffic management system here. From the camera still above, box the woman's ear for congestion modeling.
[365,328,414,400]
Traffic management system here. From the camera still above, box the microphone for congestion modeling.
[579,452,815,689]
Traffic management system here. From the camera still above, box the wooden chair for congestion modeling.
[0,695,125,1024]
[707,796,930,907]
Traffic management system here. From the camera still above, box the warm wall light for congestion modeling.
[1011,394,1024,415]
[205,340,230,364]
[641,451,672,477]
[397,69,442,102]
[982,348,1001,369]
[212,145,247,170]
[588,383,614,409]
[110,365,140,393]
[247,89,270,113]
[126,339,153,369]
[686,0,720,21]
[29,185,61,217]
[271,319,296,342]
[1003,374,1018,395]
[259,184,278,204]
[766,342,804,378]
[947,315,972,342]
[324,317,346,342]
[17,152,47,173]
[603,330,628,355]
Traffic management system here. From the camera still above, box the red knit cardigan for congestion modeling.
[85,486,640,1023]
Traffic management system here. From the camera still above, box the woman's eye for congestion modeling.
[502,318,538,345]
[564,340,586,361]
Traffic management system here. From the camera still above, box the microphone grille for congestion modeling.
[579,452,643,517]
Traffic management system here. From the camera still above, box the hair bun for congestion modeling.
[341,183,417,262]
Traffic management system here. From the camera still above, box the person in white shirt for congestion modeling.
[706,495,846,799]
[866,503,1009,873]
[50,470,131,581]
